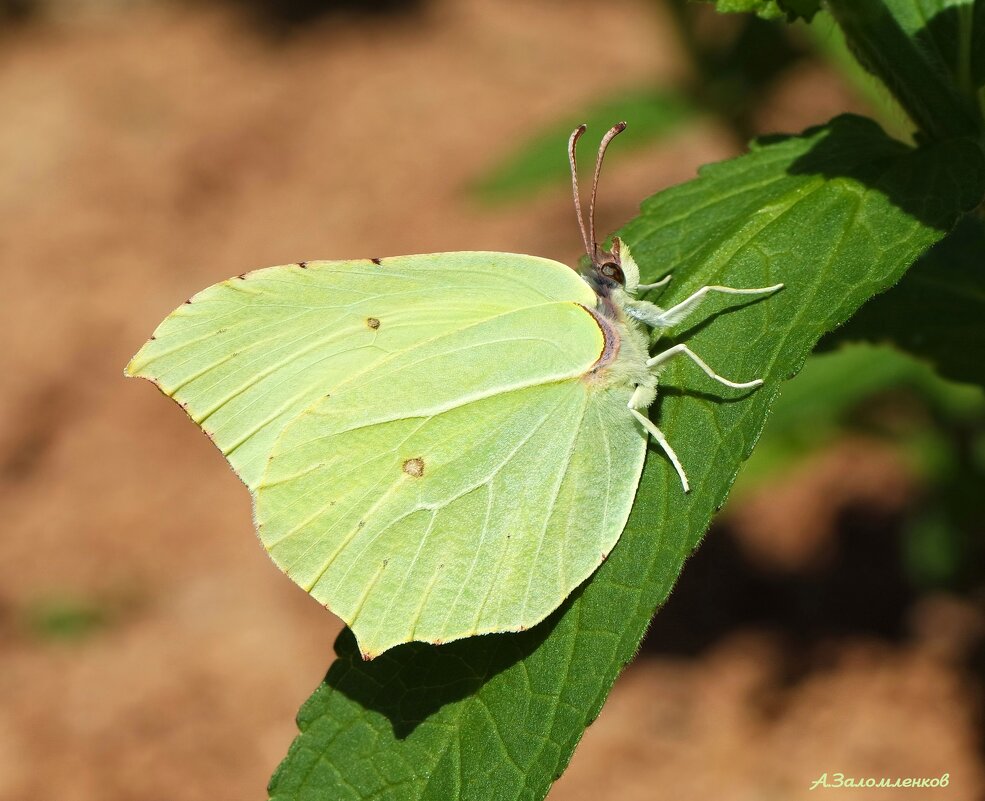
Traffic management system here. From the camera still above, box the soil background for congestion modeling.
[0,1,982,799]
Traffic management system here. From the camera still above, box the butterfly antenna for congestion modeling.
[589,121,627,261]
[568,124,592,261]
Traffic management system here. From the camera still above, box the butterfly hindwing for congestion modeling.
[258,357,645,658]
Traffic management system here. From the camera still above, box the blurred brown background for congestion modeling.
[0,1,982,799]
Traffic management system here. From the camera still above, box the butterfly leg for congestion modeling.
[647,344,763,389]
[651,282,783,329]
[635,274,672,294]
[627,386,689,492]
[622,282,782,330]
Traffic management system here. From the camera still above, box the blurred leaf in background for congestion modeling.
[21,595,111,642]
[471,87,698,203]
[710,0,821,22]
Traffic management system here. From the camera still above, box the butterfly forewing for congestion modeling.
[127,253,598,488]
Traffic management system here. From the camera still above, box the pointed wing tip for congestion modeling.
[123,358,143,379]
[124,357,166,388]
[123,361,152,382]
[124,336,161,379]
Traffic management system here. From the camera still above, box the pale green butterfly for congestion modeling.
[126,123,781,659]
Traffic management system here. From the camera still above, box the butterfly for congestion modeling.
[126,123,781,658]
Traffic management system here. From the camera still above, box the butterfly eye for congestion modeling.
[599,262,625,285]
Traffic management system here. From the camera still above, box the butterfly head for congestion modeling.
[586,236,641,298]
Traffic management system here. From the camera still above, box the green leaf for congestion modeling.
[823,213,985,388]
[469,87,697,203]
[705,0,821,22]
[826,0,985,141]
[269,115,984,801]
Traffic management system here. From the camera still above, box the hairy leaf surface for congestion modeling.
[825,213,985,388]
